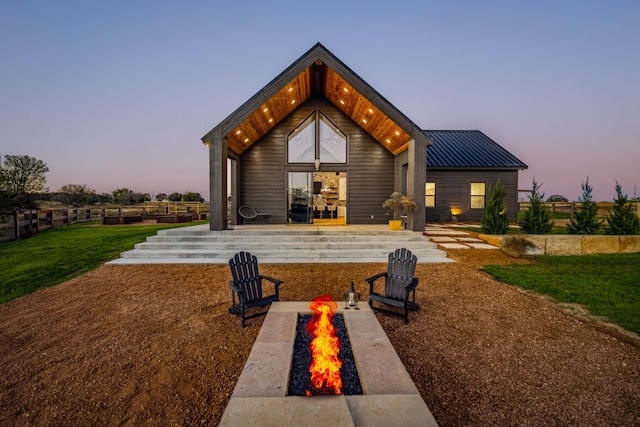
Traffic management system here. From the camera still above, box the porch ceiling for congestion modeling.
[225,63,411,156]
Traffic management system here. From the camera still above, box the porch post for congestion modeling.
[407,138,426,232]
[208,128,228,231]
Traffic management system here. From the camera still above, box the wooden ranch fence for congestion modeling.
[0,202,209,243]
[0,208,99,243]
[518,201,640,217]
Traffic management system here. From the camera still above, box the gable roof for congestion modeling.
[202,43,432,156]
[424,130,527,170]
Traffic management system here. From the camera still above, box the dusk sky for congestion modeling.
[1,1,638,202]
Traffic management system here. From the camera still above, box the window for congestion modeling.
[319,115,346,163]
[288,111,346,164]
[425,182,436,208]
[470,182,486,209]
[288,115,315,163]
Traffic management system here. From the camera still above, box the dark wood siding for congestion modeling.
[238,98,395,224]
[425,170,520,223]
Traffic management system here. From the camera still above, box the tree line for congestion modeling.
[0,155,204,210]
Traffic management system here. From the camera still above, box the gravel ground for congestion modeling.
[0,249,639,426]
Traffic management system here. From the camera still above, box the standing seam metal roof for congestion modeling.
[424,130,527,169]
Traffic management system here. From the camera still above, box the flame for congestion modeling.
[305,295,342,396]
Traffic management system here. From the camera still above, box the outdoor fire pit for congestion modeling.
[219,301,438,426]
[288,297,363,396]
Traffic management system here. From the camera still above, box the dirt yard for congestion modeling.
[1,248,639,426]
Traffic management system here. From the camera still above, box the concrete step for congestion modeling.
[133,240,437,251]
[118,248,448,261]
[145,234,429,243]
[109,224,453,264]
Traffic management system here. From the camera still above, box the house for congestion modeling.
[202,43,526,231]
[424,130,527,223]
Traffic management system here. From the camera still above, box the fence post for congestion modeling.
[25,210,32,237]
[13,210,20,240]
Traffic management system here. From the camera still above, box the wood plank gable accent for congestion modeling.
[324,68,411,155]
[203,43,431,156]
[226,68,312,154]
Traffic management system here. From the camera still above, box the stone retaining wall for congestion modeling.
[479,234,640,257]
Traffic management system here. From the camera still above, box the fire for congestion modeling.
[305,295,342,396]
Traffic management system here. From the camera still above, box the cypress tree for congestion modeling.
[567,177,603,234]
[519,178,554,234]
[481,179,509,234]
[605,181,640,235]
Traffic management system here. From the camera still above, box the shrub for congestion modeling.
[481,179,509,234]
[382,192,417,220]
[605,181,640,235]
[519,178,554,234]
[567,177,603,234]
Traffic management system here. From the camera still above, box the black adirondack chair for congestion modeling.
[366,248,419,323]
[228,251,283,327]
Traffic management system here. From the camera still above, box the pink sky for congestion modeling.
[2,1,638,202]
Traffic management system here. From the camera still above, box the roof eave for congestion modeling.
[202,43,431,149]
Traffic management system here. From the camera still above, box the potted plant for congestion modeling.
[382,192,418,230]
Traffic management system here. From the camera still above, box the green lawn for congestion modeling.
[482,254,640,335]
[0,221,206,303]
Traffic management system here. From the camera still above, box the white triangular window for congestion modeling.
[319,114,346,163]
[287,115,316,163]
[288,111,347,164]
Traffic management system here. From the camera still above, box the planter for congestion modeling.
[388,219,402,230]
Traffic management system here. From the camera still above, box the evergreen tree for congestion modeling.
[519,178,554,234]
[605,181,640,235]
[567,177,603,234]
[481,179,509,234]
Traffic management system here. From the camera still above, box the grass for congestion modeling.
[0,221,206,304]
[482,254,640,335]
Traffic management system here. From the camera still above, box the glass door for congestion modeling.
[288,172,313,224]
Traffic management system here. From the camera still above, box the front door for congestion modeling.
[288,172,313,224]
